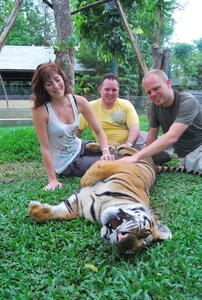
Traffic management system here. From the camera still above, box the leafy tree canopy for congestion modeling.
[171,42,202,90]
[1,0,56,46]
[73,0,176,63]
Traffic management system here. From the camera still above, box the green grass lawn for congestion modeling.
[0,115,201,299]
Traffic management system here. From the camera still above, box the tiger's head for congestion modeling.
[100,204,172,253]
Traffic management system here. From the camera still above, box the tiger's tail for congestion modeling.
[156,165,202,177]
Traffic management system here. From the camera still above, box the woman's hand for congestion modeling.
[43,179,62,191]
[100,153,115,160]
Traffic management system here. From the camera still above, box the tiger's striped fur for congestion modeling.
[28,145,176,253]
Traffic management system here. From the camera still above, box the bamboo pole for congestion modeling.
[0,0,24,52]
[114,0,148,74]
[0,74,9,108]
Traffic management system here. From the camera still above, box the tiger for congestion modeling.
[28,145,177,254]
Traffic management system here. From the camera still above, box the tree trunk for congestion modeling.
[51,0,75,88]
[146,43,172,119]
[0,0,24,52]
[137,65,144,108]
[152,43,172,73]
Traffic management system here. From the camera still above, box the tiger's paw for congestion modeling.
[101,225,111,240]
[86,142,118,156]
[86,142,101,153]
[28,200,52,223]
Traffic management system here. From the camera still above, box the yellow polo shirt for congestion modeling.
[79,98,139,144]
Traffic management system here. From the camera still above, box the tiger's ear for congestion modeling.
[155,222,172,240]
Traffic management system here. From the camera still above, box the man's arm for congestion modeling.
[119,122,188,163]
[126,124,140,145]
[146,127,159,146]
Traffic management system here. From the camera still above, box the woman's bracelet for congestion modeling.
[102,147,109,152]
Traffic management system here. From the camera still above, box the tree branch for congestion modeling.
[42,0,112,14]
[42,0,53,9]
[71,0,112,15]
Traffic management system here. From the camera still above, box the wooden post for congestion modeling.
[0,74,9,108]
[114,0,148,74]
[0,0,24,52]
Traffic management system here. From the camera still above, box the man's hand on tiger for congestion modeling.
[119,154,139,163]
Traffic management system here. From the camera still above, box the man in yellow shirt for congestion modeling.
[77,73,141,147]
[77,73,172,164]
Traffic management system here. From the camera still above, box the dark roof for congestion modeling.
[0,45,85,71]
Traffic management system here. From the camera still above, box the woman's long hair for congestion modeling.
[31,62,72,109]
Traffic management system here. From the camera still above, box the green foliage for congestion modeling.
[2,0,56,46]
[75,74,99,98]
[54,34,80,52]
[75,74,139,99]
[73,0,141,65]
[76,42,111,75]
[0,119,202,298]
[195,38,202,53]
[171,42,202,90]
[74,74,95,96]
[73,0,175,67]
[0,0,17,33]
[135,0,176,45]
[73,0,177,95]
[118,75,137,95]
[173,43,195,61]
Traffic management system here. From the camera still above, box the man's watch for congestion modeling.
[127,142,133,147]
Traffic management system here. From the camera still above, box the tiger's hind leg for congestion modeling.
[117,145,138,157]
[28,195,79,223]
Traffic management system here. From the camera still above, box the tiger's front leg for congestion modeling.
[28,196,79,223]
[86,142,117,156]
